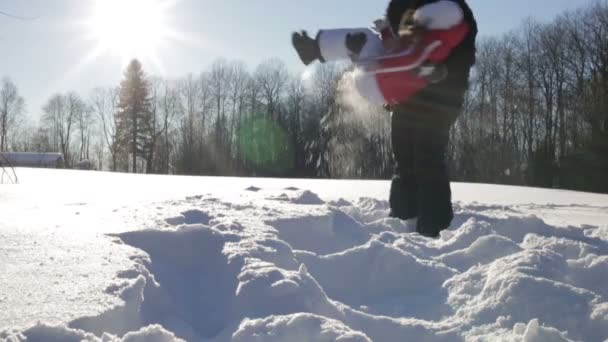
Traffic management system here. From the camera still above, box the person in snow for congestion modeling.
[292,0,477,237]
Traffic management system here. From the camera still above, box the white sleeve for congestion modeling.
[413,0,464,30]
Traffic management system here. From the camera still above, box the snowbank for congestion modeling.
[0,324,183,342]
[2,169,608,341]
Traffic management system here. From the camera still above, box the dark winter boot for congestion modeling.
[292,31,323,65]
[416,210,453,238]
[415,176,454,238]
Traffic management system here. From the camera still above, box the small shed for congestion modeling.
[0,152,64,168]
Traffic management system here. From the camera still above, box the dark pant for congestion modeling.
[389,92,457,237]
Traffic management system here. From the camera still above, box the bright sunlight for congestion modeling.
[88,0,172,62]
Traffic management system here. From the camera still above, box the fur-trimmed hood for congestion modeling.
[386,0,477,85]
[386,0,477,38]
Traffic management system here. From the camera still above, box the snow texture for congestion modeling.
[2,168,608,341]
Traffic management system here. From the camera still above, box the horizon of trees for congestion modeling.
[450,1,608,193]
[1,1,607,193]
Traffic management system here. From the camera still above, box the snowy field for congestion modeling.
[1,168,608,341]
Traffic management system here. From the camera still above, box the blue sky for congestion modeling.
[0,0,597,119]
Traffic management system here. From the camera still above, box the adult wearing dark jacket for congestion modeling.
[292,0,477,237]
[386,0,477,237]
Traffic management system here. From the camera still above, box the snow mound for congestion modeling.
[517,319,574,342]
[235,263,340,320]
[464,317,574,341]
[445,248,607,341]
[437,234,523,271]
[297,237,454,318]
[0,324,183,342]
[267,209,370,255]
[163,209,211,226]
[339,197,390,224]
[232,313,371,342]
[289,190,325,205]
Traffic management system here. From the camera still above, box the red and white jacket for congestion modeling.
[316,0,470,105]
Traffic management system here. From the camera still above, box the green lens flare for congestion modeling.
[238,116,294,174]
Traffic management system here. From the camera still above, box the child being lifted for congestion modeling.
[292,0,470,106]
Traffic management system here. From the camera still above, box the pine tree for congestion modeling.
[115,59,153,173]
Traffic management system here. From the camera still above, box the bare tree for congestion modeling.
[584,2,608,147]
[227,61,249,172]
[42,93,85,167]
[209,59,231,148]
[148,78,179,173]
[254,59,288,119]
[0,77,25,152]
[285,76,306,173]
[517,19,541,159]
[176,74,201,174]
[9,121,36,152]
[76,102,94,162]
[91,87,119,171]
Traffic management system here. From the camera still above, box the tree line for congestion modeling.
[2,58,391,178]
[1,0,607,193]
[449,0,608,193]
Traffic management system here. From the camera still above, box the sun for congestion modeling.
[88,0,172,63]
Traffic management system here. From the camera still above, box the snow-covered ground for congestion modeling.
[1,168,608,341]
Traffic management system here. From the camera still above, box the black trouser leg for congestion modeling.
[390,110,454,237]
[414,126,453,237]
[390,120,418,220]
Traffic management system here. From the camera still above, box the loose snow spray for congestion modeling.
[336,69,386,129]
[333,67,392,166]
[300,64,390,177]
[300,64,389,135]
